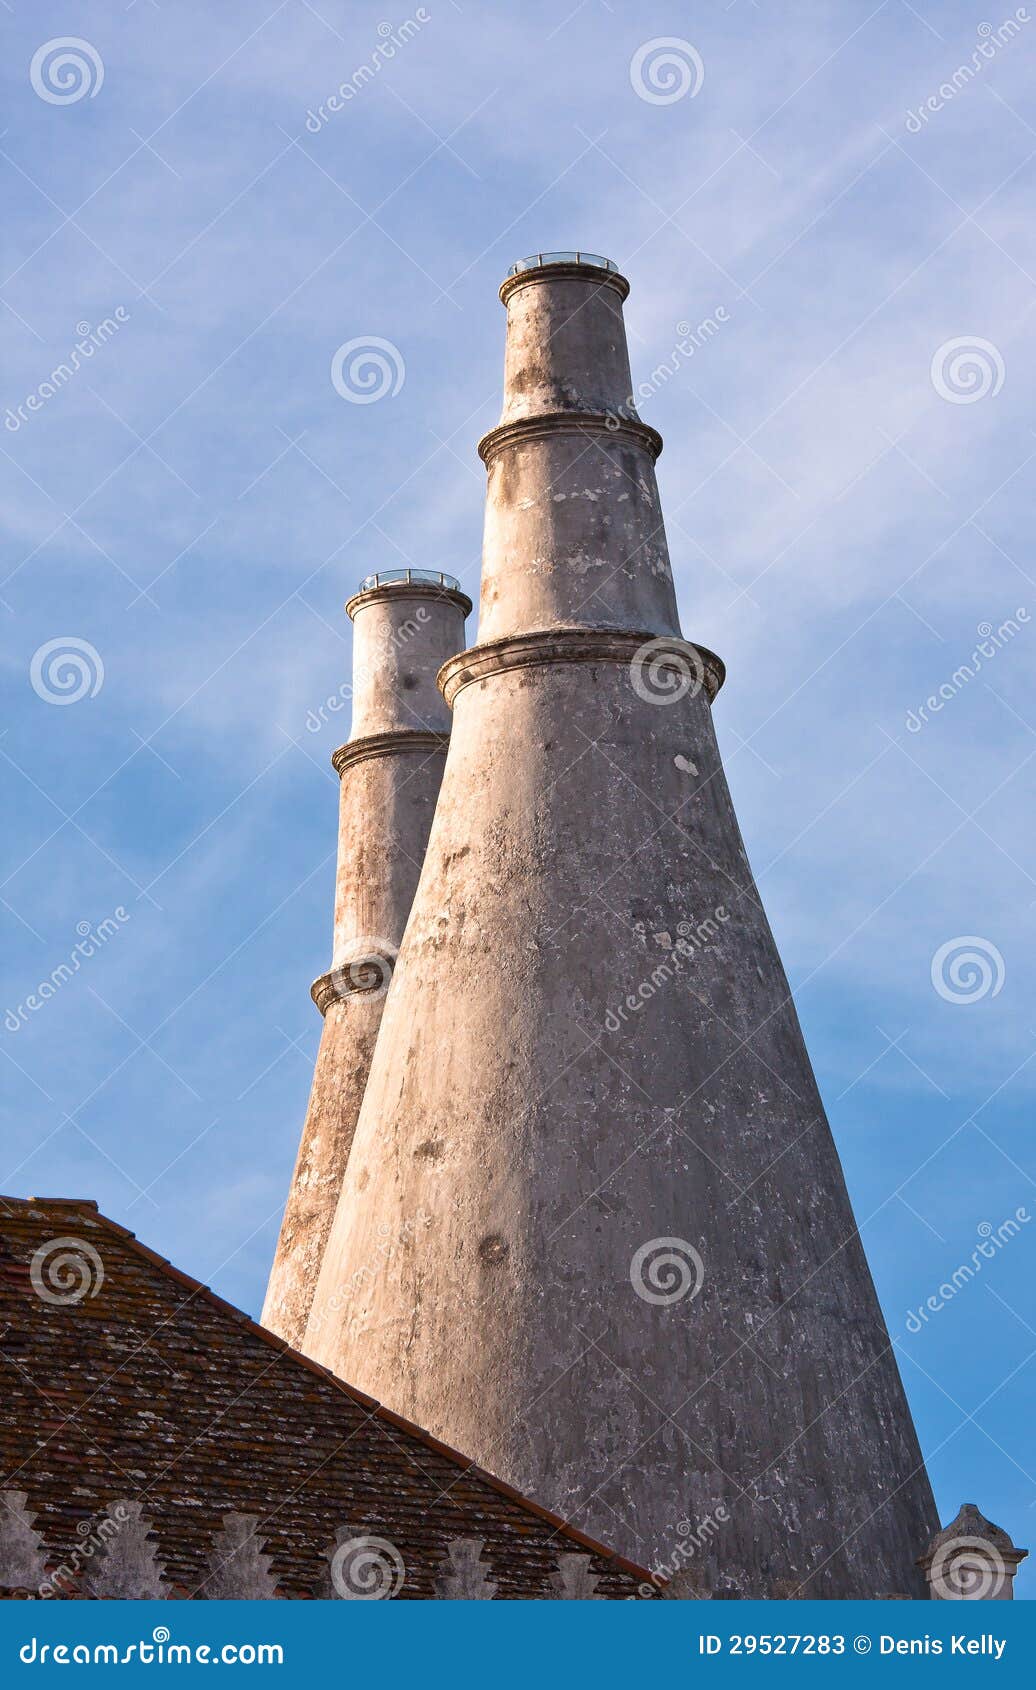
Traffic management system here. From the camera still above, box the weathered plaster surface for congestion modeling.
[304,262,939,1597]
[261,584,469,1348]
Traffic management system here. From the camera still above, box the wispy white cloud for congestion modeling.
[1,0,1033,1552]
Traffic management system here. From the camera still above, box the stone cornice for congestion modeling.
[345,581,472,621]
[438,628,725,708]
[311,948,398,1014]
[478,411,662,466]
[310,972,341,1016]
[499,261,629,307]
[331,730,450,777]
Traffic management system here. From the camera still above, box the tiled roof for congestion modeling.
[0,1197,656,1600]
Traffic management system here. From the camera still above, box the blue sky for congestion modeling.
[1,0,1034,1581]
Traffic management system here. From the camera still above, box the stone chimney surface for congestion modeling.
[261,570,469,1349]
[302,255,941,1600]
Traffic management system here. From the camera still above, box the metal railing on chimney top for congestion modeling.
[358,568,462,594]
[506,251,618,277]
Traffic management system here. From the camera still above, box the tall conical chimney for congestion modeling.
[262,570,470,1348]
[303,255,938,1596]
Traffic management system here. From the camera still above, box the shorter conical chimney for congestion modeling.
[262,570,470,1348]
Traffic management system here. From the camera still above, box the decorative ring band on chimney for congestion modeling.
[311,972,342,1015]
[311,949,399,1014]
[345,580,473,621]
[438,629,724,708]
[478,411,662,466]
[499,259,629,307]
[332,730,451,777]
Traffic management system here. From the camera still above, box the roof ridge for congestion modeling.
[18,1196,100,1210]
